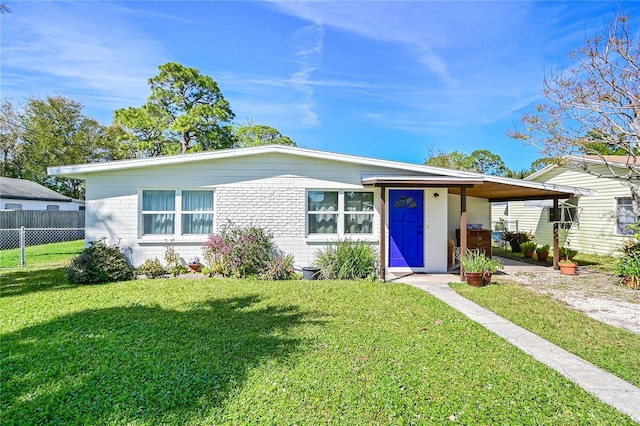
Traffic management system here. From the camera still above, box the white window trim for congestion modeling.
[138,188,215,241]
[306,189,377,242]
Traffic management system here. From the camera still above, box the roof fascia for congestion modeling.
[48,145,483,179]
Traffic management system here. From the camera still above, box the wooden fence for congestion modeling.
[0,210,85,229]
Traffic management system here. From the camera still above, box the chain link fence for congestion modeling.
[0,227,85,269]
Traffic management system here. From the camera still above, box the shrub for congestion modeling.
[67,239,135,284]
[456,249,503,273]
[502,231,533,244]
[259,254,297,281]
[616,251,640,290]
[536,244,550,253]
[137,258,167,279]
[521,242,537,252]
[164,240,190,276]
[314,239,377,280]
[202,222,276,278]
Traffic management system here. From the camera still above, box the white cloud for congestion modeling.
[0,1,164,114]
[290,24,324,127]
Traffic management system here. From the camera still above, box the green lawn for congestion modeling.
[454,282,640,388]
[1,271,636,424]
[0,239,84,269]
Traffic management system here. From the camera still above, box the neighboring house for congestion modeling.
[498,156,639,256]
[0,177,84,211]
[49,145,591,274]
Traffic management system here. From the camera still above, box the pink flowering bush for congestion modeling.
[202,222,294,279]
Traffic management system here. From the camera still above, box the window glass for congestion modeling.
[182,190,214,234]
[345,192,374,211]
[142,190,176,235]
[308,191,338,234]
[46,205,60,210]
[143,190,175,211]
[617,197,636,235]
[5,203,22,210]
[344,213,373,234]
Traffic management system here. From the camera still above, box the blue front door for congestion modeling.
[389,190,424,267]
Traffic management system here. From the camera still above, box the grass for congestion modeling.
[1,271,636,424]
[454,282,640,388]
[0,239,84,269]
[492,246,619,273]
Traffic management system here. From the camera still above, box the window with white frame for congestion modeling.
[616,197,637,235]
[46,205,60,211]
[307,190,374,235]
[5,203,22,210]
[141,189,213,236]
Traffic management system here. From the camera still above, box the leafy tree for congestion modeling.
[18,96,117,198]
[467,149,506,176]
[509,13,639,210]
[233,122,296,147]
[0,100,23,177]
[425,148,506,176]
[425,149,473,170]
[116,62,235,155]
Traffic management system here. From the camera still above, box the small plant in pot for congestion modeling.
[502,231,533,253]
[535,244,550,262]
[521,241,537,258]
[558,247,578,275]
[457,249,503,287]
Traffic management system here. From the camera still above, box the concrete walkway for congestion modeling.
[389,273,640,423]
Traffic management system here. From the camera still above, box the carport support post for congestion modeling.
[379,185,386,281]
[552,198,559,270]
[459,188,467,281]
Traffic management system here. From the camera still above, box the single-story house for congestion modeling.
[496,155,639,256]
[0,177,84,211]
[48,145,594,277]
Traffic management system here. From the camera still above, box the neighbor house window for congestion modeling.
[5,203,22,210]
[549,198,578,229]
[141,189,214,236]
[307,190,374,235]
[46,205,60,211]
[617,197,637,235]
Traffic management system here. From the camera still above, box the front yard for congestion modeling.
[1,268,636,424]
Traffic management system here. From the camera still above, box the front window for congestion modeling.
[142,190,175,235]
[344,191,373,234]
[181,190,214,235]
[617,197,637,235]
[308,191,338,234]
[307,190,374,235]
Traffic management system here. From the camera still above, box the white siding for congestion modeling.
[508,165,638,256]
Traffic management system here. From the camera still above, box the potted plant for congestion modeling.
[457,249,504,286]
[558,247,578,275]
[502,231,533,253]
[521,241,536,258]
[536,244,550,262]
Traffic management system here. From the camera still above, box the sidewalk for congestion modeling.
[390,273,640,423]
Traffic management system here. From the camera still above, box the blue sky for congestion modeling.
[2,1,638,170]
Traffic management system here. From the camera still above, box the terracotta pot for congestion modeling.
[482,271,493,286]
[559,262,577,275]
[187,263,202,273]
[466,272,485,287]
[523,250,534,258]
[623,277,639,290]
[536,251,549,262]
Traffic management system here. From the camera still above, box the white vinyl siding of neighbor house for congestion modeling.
[508,164,637,256]
[83,152,432,267]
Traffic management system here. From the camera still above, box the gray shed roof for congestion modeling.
[0,177,72,202]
